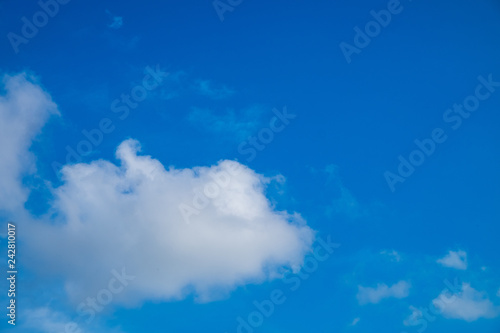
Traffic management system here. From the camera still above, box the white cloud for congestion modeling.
[437,250,467,270]
[0,73,58,214]
[357,280,410,305]
[432,283,499,321]
[497,288,500,297]
[26,140,314,305]
[0,72,315,308]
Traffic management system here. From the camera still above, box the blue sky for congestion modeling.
[1,0,500,332]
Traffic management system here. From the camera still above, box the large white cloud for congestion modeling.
[432,283,499,321]
[0,73,58,214]
[27,140,315,304]
[30,140,314,302]
[0,72,315,306]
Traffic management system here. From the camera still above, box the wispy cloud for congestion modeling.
[188,105,265,140]
[106,10,123,29]
[437,250,468,270]
[155,72,234,101]
[194,79,235,99]
[324,165,365,219]
[380,249,401,262]
[23,307,74,333]
[403,306,424,327]
[357,280,410,305]
[23,307,125,333]
[349,317,361,326]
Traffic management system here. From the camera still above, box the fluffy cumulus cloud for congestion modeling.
[28,140,315,304]
[437,250,468,270]
[357,280,410,305]
[0,73,58,214]
[432,283,499,321]
[0,72,315,306]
